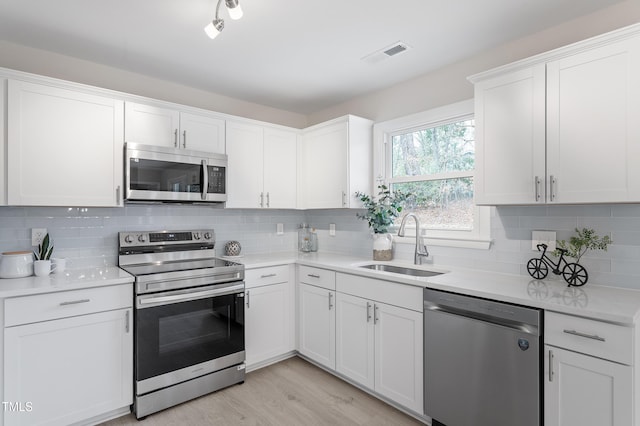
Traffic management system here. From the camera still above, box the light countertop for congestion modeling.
[0,266,134,299]
[236,251,640,325]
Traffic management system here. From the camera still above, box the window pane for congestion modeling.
[391,119,475,177]
[392,178,474,231]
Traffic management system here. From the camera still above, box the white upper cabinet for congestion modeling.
[546,37,640,203]
[471,25,640,205]
[226,121,297,209]
[474,65,546,205]
[300,115,373,209]
[125,102,225,154]
[0,79,6,205]
[7,80,124,207]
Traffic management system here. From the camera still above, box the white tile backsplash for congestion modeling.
[1,203,640,290]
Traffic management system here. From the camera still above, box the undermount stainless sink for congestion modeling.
[358,263,445,277]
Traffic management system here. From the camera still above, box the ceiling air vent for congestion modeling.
[361,42,412,64]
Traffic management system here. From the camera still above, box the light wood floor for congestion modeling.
[101,356,424,425]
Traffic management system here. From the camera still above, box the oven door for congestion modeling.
[135,281,244,394]
[125,142,227,203]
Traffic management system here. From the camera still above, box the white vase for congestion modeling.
[372,233,393,261]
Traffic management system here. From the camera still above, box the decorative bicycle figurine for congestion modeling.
[527,243,588,287]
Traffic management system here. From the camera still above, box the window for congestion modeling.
[373,100,490,249]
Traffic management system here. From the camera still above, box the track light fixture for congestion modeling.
[204,0,243,40]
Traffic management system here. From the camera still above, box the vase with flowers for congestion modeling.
[355,185,411,261]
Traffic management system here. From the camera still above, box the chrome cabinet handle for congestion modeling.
[174,129,178,147]
[266,192,270,208]
[260,273,277,278]
[182,130,187,148]
[366,302,372,323]
[550,175,557,201]
[534,176,541,202]
[260,192,264,208]
[548,349,554,382]
[341,191,347,207]
[201,160,209,201]
[563,329,606,342]
[246,290,250,308]
[374,304,379,324]
[59,299,90,306]
[116,185,121,204]
[125,310,130,333]
[307,274,320,278]
[328,292,333,310]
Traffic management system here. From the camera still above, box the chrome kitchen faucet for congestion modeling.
[397,213,429,265]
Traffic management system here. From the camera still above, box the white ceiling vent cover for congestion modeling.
[362,42,412,64]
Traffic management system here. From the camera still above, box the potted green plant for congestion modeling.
[33,233,54,277]
[355,185,411,260]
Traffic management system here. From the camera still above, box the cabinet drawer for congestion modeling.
[298,265,336,290]
[545,311,633,365]
[245,265,289,288]
[336,273,423,312]
[5,284,132,327]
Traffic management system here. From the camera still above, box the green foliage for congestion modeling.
[355,185,411,234]
[34,233,54,261]
[391,120,475,209]
[555,228,612,263]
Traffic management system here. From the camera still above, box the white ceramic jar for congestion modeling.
[0,251,34,278]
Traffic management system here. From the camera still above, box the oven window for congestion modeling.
[129,158,202,193]
[136,292,244,381]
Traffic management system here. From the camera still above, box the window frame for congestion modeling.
[372,99,491,250]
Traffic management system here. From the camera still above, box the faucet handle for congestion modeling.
[418,235,429,256]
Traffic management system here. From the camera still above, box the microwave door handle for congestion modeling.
[201,159,209,201]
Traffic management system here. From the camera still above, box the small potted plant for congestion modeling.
[355,185,411,260]
[33,233,54,277]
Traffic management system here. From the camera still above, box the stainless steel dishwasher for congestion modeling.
[424,288,542,426]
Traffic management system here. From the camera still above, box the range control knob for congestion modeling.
[193,233,201,240]
[204,232,212,240]
[124,235,133,244]
[137,235,146,243]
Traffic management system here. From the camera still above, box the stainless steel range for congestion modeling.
[118,229,245,419]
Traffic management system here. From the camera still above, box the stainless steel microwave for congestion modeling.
[124,143,227,204]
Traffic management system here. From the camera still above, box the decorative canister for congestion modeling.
[372,233,393,261]
[0,251,34,278]
[224,241,242,257]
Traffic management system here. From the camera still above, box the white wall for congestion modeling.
[306,0,640,125]
[0,41,307,129]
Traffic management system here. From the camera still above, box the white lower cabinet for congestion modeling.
[544,311,634,426]
[3,285,133,426]
[335,291,423,413]
[244,265,294,369]
[545,345,632,426]
[298,283,336,370]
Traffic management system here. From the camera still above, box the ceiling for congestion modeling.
[0,0,626,114]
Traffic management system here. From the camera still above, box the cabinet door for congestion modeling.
[547,37,640,203]
[8,80,124,207]
[245,282,292,367]
[124,102,180,148]
[298,283,336,369]
[474,65,546,205]
[263,127,297,208]
[301,122,348,209]
[179,112,225,154]
[374,302,423,413]
[226,121,265,208]
[545,345,632,426]
[335,293,374,389]
[0,79,6,205]
[4,309,133,426]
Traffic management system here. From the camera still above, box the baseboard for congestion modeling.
[246,350,297,373]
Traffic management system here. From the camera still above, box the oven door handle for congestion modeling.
[138,283,244,308]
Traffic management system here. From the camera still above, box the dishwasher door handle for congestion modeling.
[424,301,539,336]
